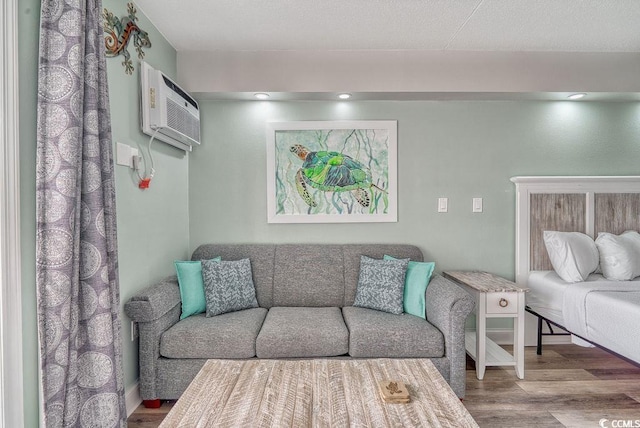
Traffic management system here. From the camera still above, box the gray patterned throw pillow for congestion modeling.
[201,258,259,316]
[353,256,409,314]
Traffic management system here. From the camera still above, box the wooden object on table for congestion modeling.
[377,380,410,403]
[444,270,529,380]
[160,358,478,428]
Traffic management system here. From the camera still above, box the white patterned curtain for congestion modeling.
[36,0,126,426]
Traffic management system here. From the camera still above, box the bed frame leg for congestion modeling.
[537,316,543,355]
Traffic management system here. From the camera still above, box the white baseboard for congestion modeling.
[126,381,142,417]
[486,328,571,346]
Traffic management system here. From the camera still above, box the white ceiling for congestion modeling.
[136,0,640,53]
[135,0,640,100]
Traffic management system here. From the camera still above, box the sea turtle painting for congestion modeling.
[289,144,383,208]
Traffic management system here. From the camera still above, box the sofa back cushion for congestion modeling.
[273,245,345,307]
[191,243,423,309]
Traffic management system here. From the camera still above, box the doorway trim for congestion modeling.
[0,0,25,426]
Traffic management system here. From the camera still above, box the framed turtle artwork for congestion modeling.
[266,120,398,223]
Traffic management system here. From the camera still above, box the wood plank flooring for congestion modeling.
[464,345,640,427]
[127,345,640,427]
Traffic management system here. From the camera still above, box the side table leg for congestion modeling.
[514,292,526,379]
[476,296,486,380]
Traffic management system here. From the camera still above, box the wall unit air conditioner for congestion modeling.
[140,61,200,151]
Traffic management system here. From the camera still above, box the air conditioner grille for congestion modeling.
[166,98,200,142]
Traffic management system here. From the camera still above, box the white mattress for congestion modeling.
[526,270,634,317]
[526,271,569,324]
[527,270,640,363]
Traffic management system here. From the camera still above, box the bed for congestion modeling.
[512,176,640,365]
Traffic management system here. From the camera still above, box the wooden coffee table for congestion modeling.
[160,358,478,427]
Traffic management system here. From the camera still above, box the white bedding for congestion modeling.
[526,271,569,323]
[527,270,640,364]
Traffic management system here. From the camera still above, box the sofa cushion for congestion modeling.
[342,306,444,358]
[202,259,259,316]
[353,256,409,315]
[160,308,267,359]
[272,245,345,307]
[256,307,349,358]
[191,244,425,309]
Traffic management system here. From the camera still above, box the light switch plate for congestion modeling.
[438,197,448,213]
[116,142,138,168]
[116,142,131,167]
[473,197,483,213]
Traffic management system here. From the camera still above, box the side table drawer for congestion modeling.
[486,292,518,314]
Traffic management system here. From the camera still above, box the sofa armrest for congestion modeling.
[425,274,475,397]
[124,276,182,400]
[124,276,181,322]
[136,305,181,399]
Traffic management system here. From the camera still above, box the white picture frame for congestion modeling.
[266,120,398,223]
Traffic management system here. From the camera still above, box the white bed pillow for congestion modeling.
[543,231,599,283]
[595,231,640,281]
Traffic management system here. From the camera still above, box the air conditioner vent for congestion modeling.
[140,61,201,152]
[166,98,200,142]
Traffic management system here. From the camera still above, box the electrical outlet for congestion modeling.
[131,321,138,341]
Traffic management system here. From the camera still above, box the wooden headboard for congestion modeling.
[511,176,640,285]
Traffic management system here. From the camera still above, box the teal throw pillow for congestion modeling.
[175,257,221,319]
[384,255,435,319]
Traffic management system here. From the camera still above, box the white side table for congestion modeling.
[443,271,528,380]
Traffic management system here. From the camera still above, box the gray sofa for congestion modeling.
[124,244,475,402]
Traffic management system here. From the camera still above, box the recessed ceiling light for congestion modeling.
[567,93,587,100]
[338,93,351,100]
[254,93,270,100]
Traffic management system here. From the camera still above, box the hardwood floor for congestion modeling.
[127,345,640,427]
[464,345,640,427]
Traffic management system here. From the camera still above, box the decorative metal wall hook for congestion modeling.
[103,3,152,75]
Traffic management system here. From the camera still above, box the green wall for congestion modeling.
[19,1,188,425]
[189,100,640,277]
[102,0,190,399]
